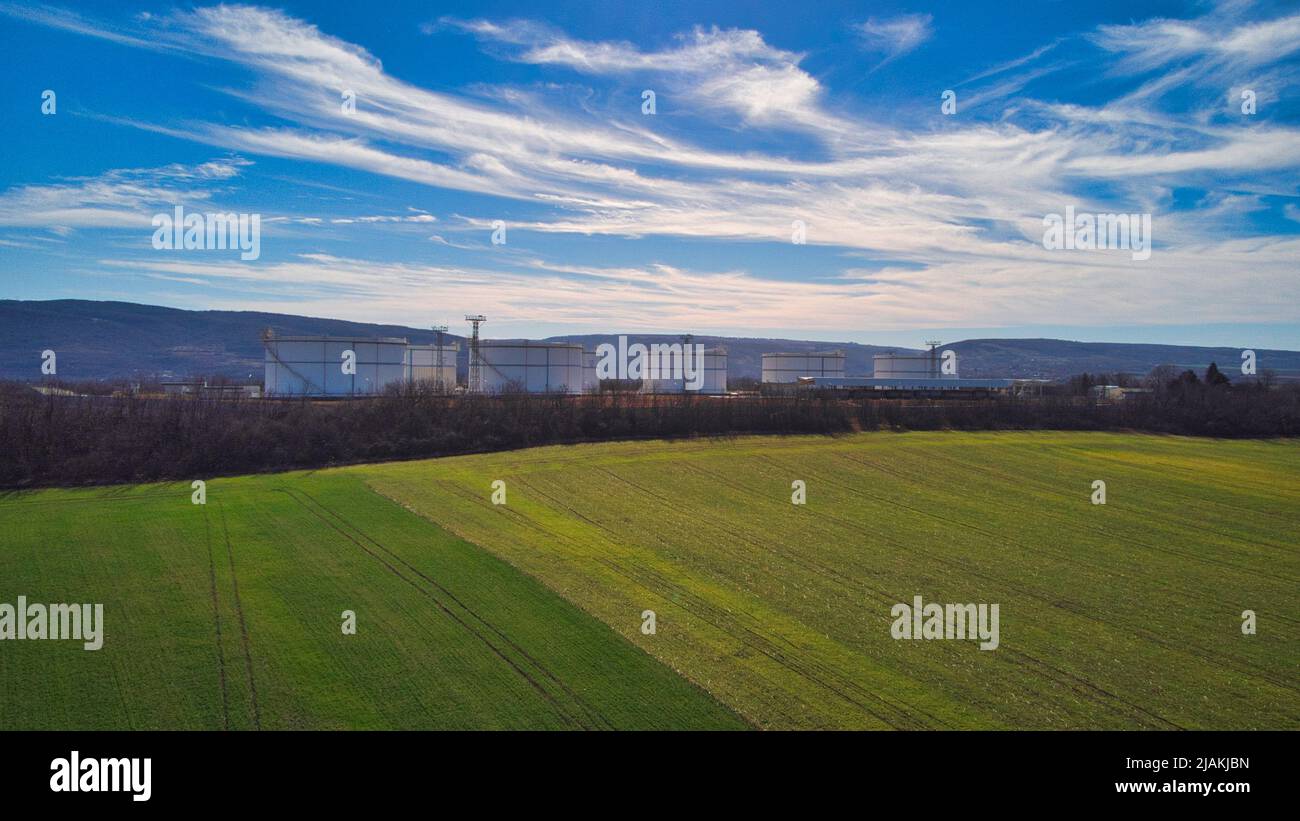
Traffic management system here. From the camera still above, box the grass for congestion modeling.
[358,432,1300,730]
[1,431,1296,729]
[0,474,744,729]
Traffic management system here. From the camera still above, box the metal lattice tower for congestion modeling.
[431,324,449,392]
[465,315,486,393]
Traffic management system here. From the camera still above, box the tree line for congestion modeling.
[1,369,1296,488]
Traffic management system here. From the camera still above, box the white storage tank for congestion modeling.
[264,335,409,396]
[873,352,956,379]
[640,348,727,395]
[582,350,600,393]
[404,344,459,391]
[477,341,585,394]
[761,351,846,383]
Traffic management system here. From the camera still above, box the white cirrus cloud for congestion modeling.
[856,13,933,67]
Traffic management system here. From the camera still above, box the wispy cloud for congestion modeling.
[3,2,1299,338]
[856,13,933,68]
[442,19,848,133]
[0,159,251,230]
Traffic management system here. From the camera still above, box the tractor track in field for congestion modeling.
[217,502,261,730]
[507,473,941,729]
[295,486,615,732]
[765,454,1300,703]
[275,487,606,731]
[425,476,894,728]
[203,509,231,731]
[999,647,1183,730]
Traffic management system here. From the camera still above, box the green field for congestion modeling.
[0,475,744,729]
[2,432,1297,729]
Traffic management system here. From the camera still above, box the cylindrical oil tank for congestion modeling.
[477,341,585,394]
[264,336,408,396]
[640,348,727,395]
[873,352,955,379]
[404,344,459,391]
[761,351,846,383]
[582,350,600,393]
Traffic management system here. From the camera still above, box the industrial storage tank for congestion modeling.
[404,344,459,391]
[640,348,728,395]
[476,341,585,394]
[264,335,409,396]
[873,352,956,379]
[761,351,846,383]
[582,350,600,393]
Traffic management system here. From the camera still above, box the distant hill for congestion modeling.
[2,299,1297,383]
[0,299,469,382]
[939,338,1300,380]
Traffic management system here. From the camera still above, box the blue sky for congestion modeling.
[1,0,1298,347]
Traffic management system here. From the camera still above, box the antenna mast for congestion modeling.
[465,315,487,393]
[432,324,449,392]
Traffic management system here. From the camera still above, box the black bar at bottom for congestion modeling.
[2,730,1283,808]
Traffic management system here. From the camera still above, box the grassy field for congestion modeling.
[0,475,744,729]
[1,431,1296,729]
[360,432,1300,730]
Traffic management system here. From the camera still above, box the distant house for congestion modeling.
[161,380,261,399]
[160,380,203,396]
[1090,385,1152,401]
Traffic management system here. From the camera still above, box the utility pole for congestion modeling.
[431,324,449,392]
[465,315,486,393]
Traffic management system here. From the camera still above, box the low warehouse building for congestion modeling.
[797,376,1015,398]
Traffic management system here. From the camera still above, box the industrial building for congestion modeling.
[761,351,846,383]
[161,380,262,399]
[262,334,457,397]
[474,341,585,394]
[795,376,1015,397]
